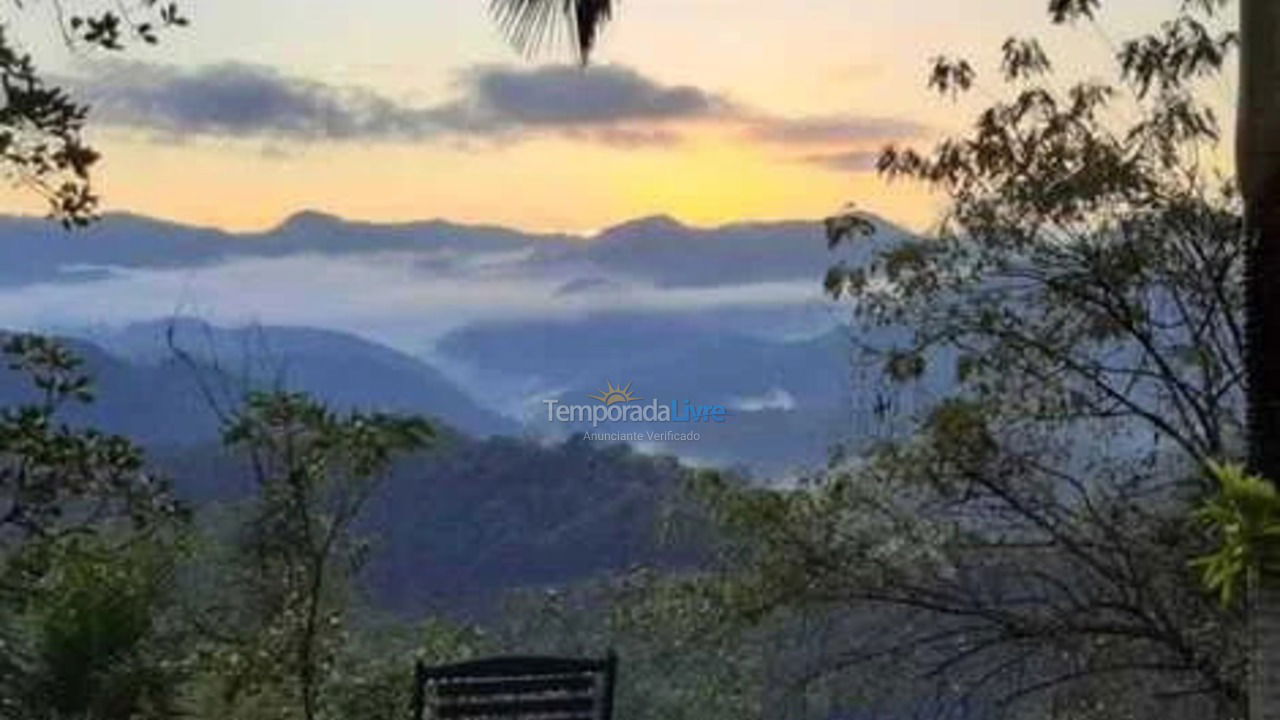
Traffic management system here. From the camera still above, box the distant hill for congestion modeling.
[153,429,705,618]
[0,208,903,289]
[0,324,701,617]
[0,210,575,287]
[0,348,708,618]
[438,315,874,470]
[95,319,516,438]
[0,322,515,446]
[581,213,910,287]
[361,432,703,616]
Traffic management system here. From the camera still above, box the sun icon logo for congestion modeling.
[589,381,641,405]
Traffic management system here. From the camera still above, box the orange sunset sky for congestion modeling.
[0,1,1238,234]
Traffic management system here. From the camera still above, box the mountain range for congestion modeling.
[0,209,921,470]
[0,208,938,614]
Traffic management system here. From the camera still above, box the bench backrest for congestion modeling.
[412,653,617,720]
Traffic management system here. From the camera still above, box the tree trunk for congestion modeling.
[1253,566,1280,720]
[1240,2,1280,719]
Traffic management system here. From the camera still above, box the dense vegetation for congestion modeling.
[0,332,749,719]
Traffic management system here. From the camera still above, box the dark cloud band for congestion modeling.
[75,62,441,140]
[73,61,723,145]
[746,115,927,144]
[456,64,728,127]
[68,61,923,157]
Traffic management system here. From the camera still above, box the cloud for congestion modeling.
[446,64,728,128]
[71,61,725,147]
[0,251,828,352]
[799,149,882,172]
[70,60,921,157]
[742,114,922,175]
[76,62,445,141]
[729,388,797,412]
[746,115,927,144]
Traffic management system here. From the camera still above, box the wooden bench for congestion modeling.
[412,653,617,720]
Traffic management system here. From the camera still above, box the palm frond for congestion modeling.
[488,0,614,63]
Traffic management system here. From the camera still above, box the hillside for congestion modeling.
[0,323,515,446]
[155,429,704,618]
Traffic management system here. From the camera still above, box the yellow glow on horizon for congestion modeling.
[36,125,944,235]
[603,132,943,231]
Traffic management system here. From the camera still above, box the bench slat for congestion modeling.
[421,656,608,680]
[432,676,596,698]
[434,696,596,719]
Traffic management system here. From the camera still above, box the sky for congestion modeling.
[0,1,1237,234]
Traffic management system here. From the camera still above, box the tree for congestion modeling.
[194,391,432,720]
[0,0,195,693]
[495,570,768,720]
[15,537,189,720]
[0,333,184,582]
[0,1,187,226]
[489,0,613,62]
[1237,2,1280,717]
[678,3,1250,717]
[0,334,186,718]
[323,617,490,720]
